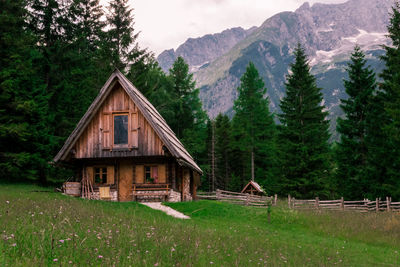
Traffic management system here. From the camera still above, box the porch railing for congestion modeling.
[132,183,170,201]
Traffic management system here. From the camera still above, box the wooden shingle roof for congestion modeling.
[53,69,202,174]
[241,181,264,194]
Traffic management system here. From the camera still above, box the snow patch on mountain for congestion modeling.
[342,29,387,44]
[311,29,388,68]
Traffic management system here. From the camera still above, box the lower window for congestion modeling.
[94,167,107,184]
[145,166,158,183]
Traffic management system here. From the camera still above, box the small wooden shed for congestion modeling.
[54,69,202,202]
[241,181,265,196]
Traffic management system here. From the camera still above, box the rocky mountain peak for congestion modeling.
[157,27,252,72]
[296,2,311,12]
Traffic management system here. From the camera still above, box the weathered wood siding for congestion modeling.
[75,86,165,158]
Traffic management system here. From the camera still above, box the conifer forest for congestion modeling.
[2,0,400,200]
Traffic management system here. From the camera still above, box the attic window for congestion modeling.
[114,114,128,146]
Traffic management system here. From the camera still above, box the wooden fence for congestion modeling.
[197,189,276,207]
[289,196,400,212]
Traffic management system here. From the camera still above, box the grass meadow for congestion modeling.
[1,184,400,266]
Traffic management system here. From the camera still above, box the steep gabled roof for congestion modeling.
[54,69,202,174]
[241,181,264,194]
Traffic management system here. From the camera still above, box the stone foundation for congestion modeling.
[134,190,168,202]
[134,189,182,202]
[86,190,118,201]
[168,190,181,202]
[82,189,189,202]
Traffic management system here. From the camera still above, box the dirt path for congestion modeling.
[141,202,190,219]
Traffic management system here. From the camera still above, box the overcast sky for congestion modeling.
[103,0,349,56]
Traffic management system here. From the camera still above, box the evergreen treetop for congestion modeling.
[336,46,377,199]
[278,44,330,198]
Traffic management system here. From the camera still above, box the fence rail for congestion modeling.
[197,189,276,207]
[289,195,400,212]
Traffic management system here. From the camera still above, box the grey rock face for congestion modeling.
[157,27,253,72]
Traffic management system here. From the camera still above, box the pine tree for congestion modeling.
[214,114,232,190]
[335,46,376,199]
[278,44,331,198]
[377,1,400,198]
[51,0,107,141]
[0,0,51,183]
[165,57,209,178]
[231,62,277,192]
[28,0,109,153]
[365,91,393,198]
[167,57,206,139]
[68,0,105,52]
[105,0,148,72]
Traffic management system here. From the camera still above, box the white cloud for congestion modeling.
[102,0,349,55]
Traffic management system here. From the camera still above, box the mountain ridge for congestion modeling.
[157,26,256,72]
[157,0,393,139]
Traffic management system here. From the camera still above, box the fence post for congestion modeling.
[274,194,277,206]
[376,198,379,212]
[315,197,319,210]
[340,197,344,211]
[288,195,291,209]
[387,196,390,212]
[364,199,368,212]
[216,189,221,200]
[246,194,249,206]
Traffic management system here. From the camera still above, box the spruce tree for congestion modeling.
[215,114,232,190]
[231,62,276,191]
[378,1,400,198]
[167,57,206,139]
[53,0,107,140]
[165,57,208,170]
[0,0,51,183]
[105,0,148,72]
[278,44,330,198]
[28,0,109,152]
[336,46,376,199]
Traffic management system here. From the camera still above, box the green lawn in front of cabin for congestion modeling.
[0,184,399,266]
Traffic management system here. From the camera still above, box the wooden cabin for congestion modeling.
[241,181,265,196]
[54,70,202,202]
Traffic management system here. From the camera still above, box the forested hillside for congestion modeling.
[2,0,400,200]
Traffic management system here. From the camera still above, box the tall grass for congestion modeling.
[1,184,399,266]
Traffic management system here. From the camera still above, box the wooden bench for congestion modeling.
[132,184,170,201]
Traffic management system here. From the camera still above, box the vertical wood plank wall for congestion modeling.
[74,85,164,158]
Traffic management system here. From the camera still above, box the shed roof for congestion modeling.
[53,69,202,174]
[241,181,264,193]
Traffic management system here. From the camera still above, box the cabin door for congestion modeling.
[118,161,133,202]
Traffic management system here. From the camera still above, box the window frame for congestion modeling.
[144,165,159,184]
[93,166,108,185]
[112,112,129,148]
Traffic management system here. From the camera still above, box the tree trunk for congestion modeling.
[211,121,216,191]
